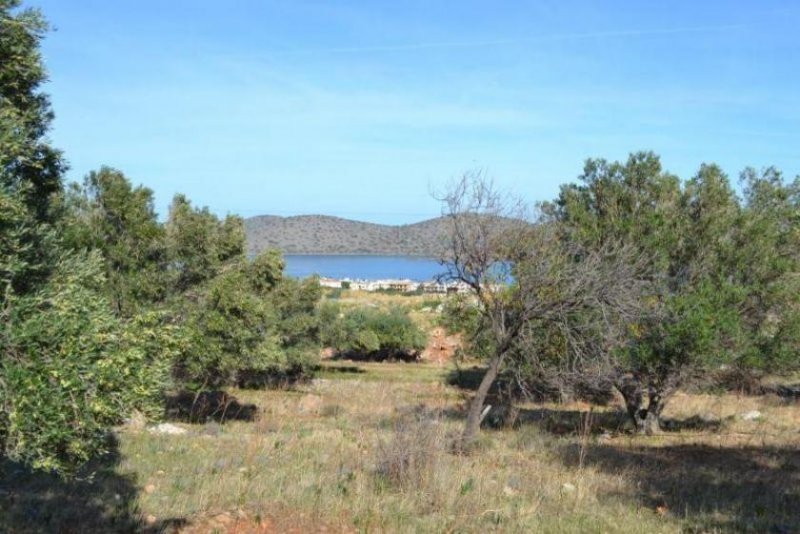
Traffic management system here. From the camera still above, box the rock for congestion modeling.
[298,394,323,414]
[124,410,148,431]
[148,423,188,435]
[562,482,577,493]
[740,410,762,421]
[506,475,522,490]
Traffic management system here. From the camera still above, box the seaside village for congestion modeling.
[318,277,470,294]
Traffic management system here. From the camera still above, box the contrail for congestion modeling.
[271,23,750,56]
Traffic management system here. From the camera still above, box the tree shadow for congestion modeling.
[763,383,800,401]
[315,364,366,375]
[445,366,496,392]
[236,367,313,389]
[442,403,726,436]
[0,436,186,533]
[331,349,420,363]
[444,366,616,405]
[558,442,800,532]
[165,390,258,423]
[526,408,726,435]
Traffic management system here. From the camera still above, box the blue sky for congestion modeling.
[33,1,800,224]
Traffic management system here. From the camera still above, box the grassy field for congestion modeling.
[3,357,798,533]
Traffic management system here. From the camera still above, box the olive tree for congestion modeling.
[1,253,178,474]
[551,154,761,434]
[174,250,322,390]
[61,167,169,316]
[319,303,426,361]
[731,167,800,375]
[439,172,647,447]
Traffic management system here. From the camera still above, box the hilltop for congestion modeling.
[244,214,449,256]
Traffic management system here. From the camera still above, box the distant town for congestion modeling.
[318,277,469,294]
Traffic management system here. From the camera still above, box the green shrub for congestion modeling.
[174,253,321,389]
[0,253,175,474]
[176,263,281,389]
[320,304,426,360]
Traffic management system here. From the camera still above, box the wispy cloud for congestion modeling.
[266,22,750,56]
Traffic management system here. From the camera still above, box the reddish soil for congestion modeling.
[420,327,461,364]
[172,511,355,533]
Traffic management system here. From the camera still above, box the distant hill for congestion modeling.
[244,215,450,257]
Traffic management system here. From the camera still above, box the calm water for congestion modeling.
[284,255,444,281]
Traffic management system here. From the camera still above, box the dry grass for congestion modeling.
[3,359,798,533]
[113,366,797,533]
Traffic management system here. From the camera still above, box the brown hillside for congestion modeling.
[244,215,450,256]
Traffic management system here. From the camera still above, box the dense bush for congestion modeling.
[547,154,800,433]
[320,303,426,360]
[60,167,170,316]
[174,252,321,389]
[0,254,177,474]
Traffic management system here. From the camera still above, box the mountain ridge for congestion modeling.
[244,214,450,257]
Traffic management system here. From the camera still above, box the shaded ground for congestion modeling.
[165,390,258,423]
[559,443,800,533]
[0,438,185,534]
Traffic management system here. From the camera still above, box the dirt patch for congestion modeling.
[420,327,460,364]
[174,510,355,533]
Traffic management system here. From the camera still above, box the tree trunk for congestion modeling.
[642,386,671,435]
[642,409,660,435]
[616,377,678,435]
[460,354,503,450]
[615,375,675,435]
[615,375,647,432]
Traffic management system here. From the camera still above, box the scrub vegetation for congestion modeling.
[1,2,799,533]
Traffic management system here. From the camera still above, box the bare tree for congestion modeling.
[439,172,647,448]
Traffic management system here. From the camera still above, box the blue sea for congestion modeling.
[283,255,444,281]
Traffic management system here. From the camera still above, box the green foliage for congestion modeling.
[0,254,175,474]
[549,152,683,278]
[320,303,426,360]
[165,194,246,292]
[267,275,322,371]
[438,294,494,360]
[248,248,284,293]
[60,167,169,315]
[0,186,45,297]
[175,252,321,389]
[177,263,281,389]
[550,152,800,400]
[0,1,64,300]
[625,281,748,377]
[732,168,800,372]
[0,0,66,223]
